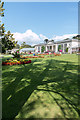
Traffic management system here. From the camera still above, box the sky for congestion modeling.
[2,2,78,45]
[2,0,79,2]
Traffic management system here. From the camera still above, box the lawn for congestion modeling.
[2,54,80,119]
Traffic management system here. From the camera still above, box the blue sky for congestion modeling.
[2,2,78,45]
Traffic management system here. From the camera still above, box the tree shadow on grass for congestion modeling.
[2,58,80,119]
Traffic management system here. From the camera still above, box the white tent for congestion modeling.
[20,48,35,53]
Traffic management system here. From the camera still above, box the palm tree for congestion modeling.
[51,40,54,42]
[44,39,48,44]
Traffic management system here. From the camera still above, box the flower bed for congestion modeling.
[21,56,44,58]
[38,53,49,55]
[2,58,31,65]
[54,53,61,56]
[38,53,61,56]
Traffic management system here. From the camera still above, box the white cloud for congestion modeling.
[13,29,43,45]
[52,34,77,41]
[39,34,48,40]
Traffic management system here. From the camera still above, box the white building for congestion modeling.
[35,39,80,54]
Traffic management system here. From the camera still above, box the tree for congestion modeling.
[66,47,68,52]
[44,39,48,44]
[14,43,20,49]
[0,1,5,36]
[0,23,5,36]
[58,45,61,51]
[0,1,5,53]
[0,24,5,52]
[20,42,26,49]
[0,1,17,53]
[0,1,4,17]
[41,46,45,52]
[72,35,80,40]
[1,31,17,53]
[20,42,31,49]
[31,45,35,48]
[51,40,54,42]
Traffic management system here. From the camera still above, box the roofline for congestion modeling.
[35,39,80,46]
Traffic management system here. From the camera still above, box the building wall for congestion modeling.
[71,41,78,48]
[35,46,42,53]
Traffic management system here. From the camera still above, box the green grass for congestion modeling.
[2,54,80,119]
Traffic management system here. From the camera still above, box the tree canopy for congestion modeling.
[72,35,80,40]
[20,42,31,49]
[44,39,48,44]
[14,43,20,49]
[58,45,61,51]
[1,31,17,53]
[41,46,45,52]
[0,1,5,35]
[0,1,4,17]
[0,1,17,53]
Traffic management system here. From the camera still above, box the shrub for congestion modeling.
[41,46,45,52]
[12,50,20,58]
[66,48,68,52]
